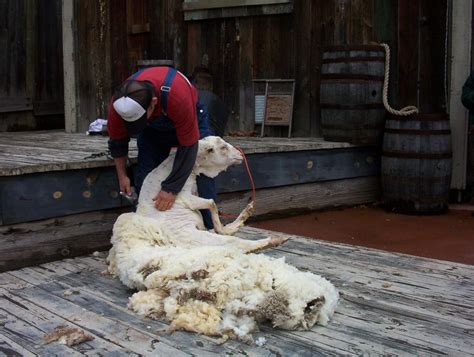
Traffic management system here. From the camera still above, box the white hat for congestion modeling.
[112,96,146,122]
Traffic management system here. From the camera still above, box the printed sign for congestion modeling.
[265,94,293,125]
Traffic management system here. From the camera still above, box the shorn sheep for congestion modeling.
[107,136,339,341]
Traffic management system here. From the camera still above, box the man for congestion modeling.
[107,66,215,228]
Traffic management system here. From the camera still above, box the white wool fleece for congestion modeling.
[119,235,339,338]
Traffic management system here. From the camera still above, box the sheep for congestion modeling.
[107,136,338,341]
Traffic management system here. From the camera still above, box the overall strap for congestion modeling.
[161,67,177,116]
[130,67,146,80]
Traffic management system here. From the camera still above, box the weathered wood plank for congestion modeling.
[0,131,361,176]
[13,260,365,355]
[0,334,36,357]
[7,269,271,356]
[2,225,474,355]
[0,167,127,225]
[292,0,313,137]
[398,0,420,108]
[373,0,398,106]
[218,176,380,218]
[1,287,190,356]
[238,228,474,302]
[236,17,255,132]
[0,209,125,272]
[239,227,474,283]
[418,0,448,112]
[216,147,379,193]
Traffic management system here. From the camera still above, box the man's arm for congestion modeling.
[114,156,132,196]
[153,142,198,211]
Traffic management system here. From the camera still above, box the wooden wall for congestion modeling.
[1,0,450,137]
[70,0,387,135]
[144,0,401,136]
[72,0,152,133]
[0,0,64,132]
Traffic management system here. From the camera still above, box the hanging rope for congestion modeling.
[380,43,419,116]
[219,146,256,219]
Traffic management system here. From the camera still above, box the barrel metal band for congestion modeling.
[386,116,449,122]
[384,129,451,135]
[321,103,384,110]
[323,45,384,52]
[321,74,385,82]
[322,56,385,64]
[383,195,450,204]
[382,175,450,183]
[382,151,452,159]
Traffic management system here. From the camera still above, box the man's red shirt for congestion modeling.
[108,67,200,156]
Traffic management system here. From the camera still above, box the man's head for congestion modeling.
[113,80,158,137]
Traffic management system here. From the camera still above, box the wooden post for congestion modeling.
[25,0,36,125]
[62,0,79,133]
[449,0,472,190]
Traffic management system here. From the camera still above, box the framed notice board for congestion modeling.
[253,79,295,138]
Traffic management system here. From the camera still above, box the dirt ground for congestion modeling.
[250,204,474,265]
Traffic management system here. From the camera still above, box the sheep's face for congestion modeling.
[275,273,338,330]
[257,270,338,331]
[195,136,243,178]
[257,291,326,331]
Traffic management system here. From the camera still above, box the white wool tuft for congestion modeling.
[108,136,339,340]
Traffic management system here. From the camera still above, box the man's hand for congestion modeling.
[153,190,176,211]
[118,175,132,196]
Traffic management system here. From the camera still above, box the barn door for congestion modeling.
[0,0,64,131]
[34,0,64,118]
[0,0,32,128]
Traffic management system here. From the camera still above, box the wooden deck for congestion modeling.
[1,227,473,356]
[0,130,380,226]
[0,130,354,176]
[0,130,380,272]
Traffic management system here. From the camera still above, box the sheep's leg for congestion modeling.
[181,194,254,235]
[179,228,288,253]
[219,201,255,235]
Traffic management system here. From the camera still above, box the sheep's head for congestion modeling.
[194,136,243,178]
[256,270,339,331]
[256,291,326,330]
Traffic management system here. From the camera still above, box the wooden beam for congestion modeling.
[182,0,290,11]
[184,3,293,21]
[62,0,79,133]
[0,97,32,113]
[449,0,471,190]
[218,176,380,220]
[0,209,125,272]
[398,0,420,109]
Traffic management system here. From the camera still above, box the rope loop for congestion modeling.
[380,43,419,117]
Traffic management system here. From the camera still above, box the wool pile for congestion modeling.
[107,136,338,341]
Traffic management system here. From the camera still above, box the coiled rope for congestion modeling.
[380,43,419,116]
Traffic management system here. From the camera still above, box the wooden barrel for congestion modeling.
[381,113,452,214]
[320,45,386,145]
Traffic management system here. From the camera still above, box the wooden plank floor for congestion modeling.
[0,130,354,176]
[1,227,473,356]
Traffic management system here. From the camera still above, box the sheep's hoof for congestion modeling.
[268,236,289,248]
[245,201,255,215]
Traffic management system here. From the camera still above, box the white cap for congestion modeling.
[112,96,146,122]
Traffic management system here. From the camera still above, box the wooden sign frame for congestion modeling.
[254,79,295,138]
